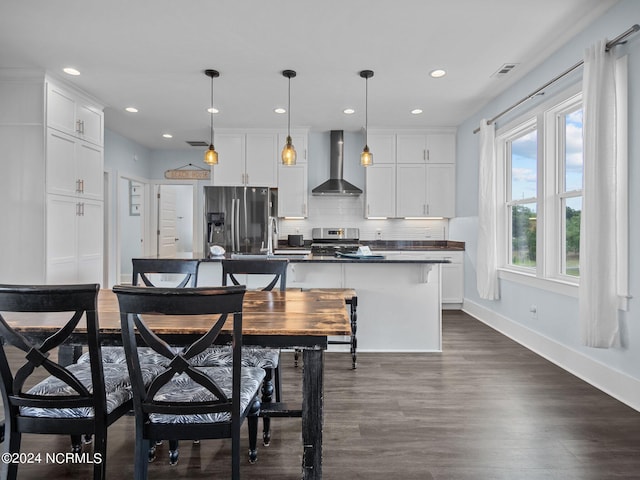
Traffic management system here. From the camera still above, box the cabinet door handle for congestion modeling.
[76,202,80,216]
[80,179,84,193]
[76,179,82,193]
[81,120,85,134]
[423,149,426,161]
[76,120,82,134]
[81,202,85,216]
[426,149,430,161]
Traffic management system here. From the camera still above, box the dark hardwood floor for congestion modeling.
[3,311,640,479]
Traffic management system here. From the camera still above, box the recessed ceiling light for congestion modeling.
[63,67,81,76]
[125,107,138,113]
[274,107,286,114]
[411,109,423,115]
[162,133,173,139]
[343,108,355,115]
[207,107,219,114]
[430,69,446,78]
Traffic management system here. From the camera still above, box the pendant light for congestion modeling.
[281,69,297,165]
[359,70,374,167]
[204,69,220,165]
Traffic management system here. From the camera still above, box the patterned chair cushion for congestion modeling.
[148,366,265,424]
[19,363,164,419]
[188,347,280,369]
[82,346,280,370]
[77,346,173,367]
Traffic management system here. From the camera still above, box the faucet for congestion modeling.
[267,216,278,255]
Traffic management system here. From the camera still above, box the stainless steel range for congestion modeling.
[311,228,361,255]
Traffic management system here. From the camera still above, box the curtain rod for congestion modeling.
[473,23,640,134]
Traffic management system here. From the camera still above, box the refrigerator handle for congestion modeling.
[235,198,241,251]
[230,198,236,252]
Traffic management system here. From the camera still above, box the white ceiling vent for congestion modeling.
[491,63,519,78]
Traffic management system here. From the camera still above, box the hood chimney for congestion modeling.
[311,130,363,196]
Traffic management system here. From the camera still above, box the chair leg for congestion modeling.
[71,434,82,453]
[168,440,179,465]
[248,397,260,464]
[93,429,107,480]
[274,365,282,402]
[261,368,274,446]
[6,431,22,480]
[135,437,150,480]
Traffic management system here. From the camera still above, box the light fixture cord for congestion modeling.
[287,76,292,136]
[364,76,369,145]
[210,75,214,145]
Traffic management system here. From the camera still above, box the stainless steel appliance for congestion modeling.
[310,227,361,255]
[204,186,277,254]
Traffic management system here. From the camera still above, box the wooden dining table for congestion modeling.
[11,288,352,480]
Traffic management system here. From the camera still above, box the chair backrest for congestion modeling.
[222,258,288,292]
[0,284,105,417]
[132,258,200,288]
[112,285,246,421]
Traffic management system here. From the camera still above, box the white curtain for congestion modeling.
[579,40,620,348]
[476,120,500,300]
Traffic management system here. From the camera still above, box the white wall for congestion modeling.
[451,0,640,410]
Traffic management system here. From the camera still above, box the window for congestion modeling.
[507,124,538,269]
[497,87,583,287]
[558,107,583,277]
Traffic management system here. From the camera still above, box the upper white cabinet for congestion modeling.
[212,132,278,186]
[47,82,103,146]
[46,129,103,200]
[0,72,104,285]
[396,133,455,164]
[277,132,308,218]
[365,130,456,218]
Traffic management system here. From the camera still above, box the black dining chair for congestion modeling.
[0,284,134,480]
[113,285,264,480]
[188,258,288,447]
[132,258,200,288]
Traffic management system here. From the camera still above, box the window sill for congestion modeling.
[497,268,578,298]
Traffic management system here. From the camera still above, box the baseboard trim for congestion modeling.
[463,299,640,413]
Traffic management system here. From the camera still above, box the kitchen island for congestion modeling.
[190,252,449,352]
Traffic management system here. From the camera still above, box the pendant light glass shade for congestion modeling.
[281,70,297,165]
[204,145,218,165]
[282,135,297,165]
[360,145,373,166]
[360,70,374,166]
[204,69,220,165]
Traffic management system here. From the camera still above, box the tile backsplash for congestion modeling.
[277,195,448,241]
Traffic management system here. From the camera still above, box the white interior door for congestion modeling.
[158,185,178,257]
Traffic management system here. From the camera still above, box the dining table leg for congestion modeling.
[301,348,323,480]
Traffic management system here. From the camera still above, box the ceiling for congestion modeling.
[0,0,617,150]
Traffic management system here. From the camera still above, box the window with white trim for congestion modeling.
[497,87,583,285]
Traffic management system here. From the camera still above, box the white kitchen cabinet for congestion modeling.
[0,72,104,285]
[278,164,308,217]
[421,251,463,305]
[277,132,308,217]
[365,130,456,218]
[46,195,103,284]
[396,163,427,217]
[366,133,395,164]
[365,163,396,218]
[245,133,277,186]
[46,129,103,200]
[426,163,455,217]
[396,133,455,164]
[211,133,278,186]
[211,133,245,186]
[47,82,103,146]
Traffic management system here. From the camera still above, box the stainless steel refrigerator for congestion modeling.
[204,186,277,254]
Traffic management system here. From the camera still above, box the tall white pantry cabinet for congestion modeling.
[0,71,104,285]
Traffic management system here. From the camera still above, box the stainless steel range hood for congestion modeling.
[312,130,363,196]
